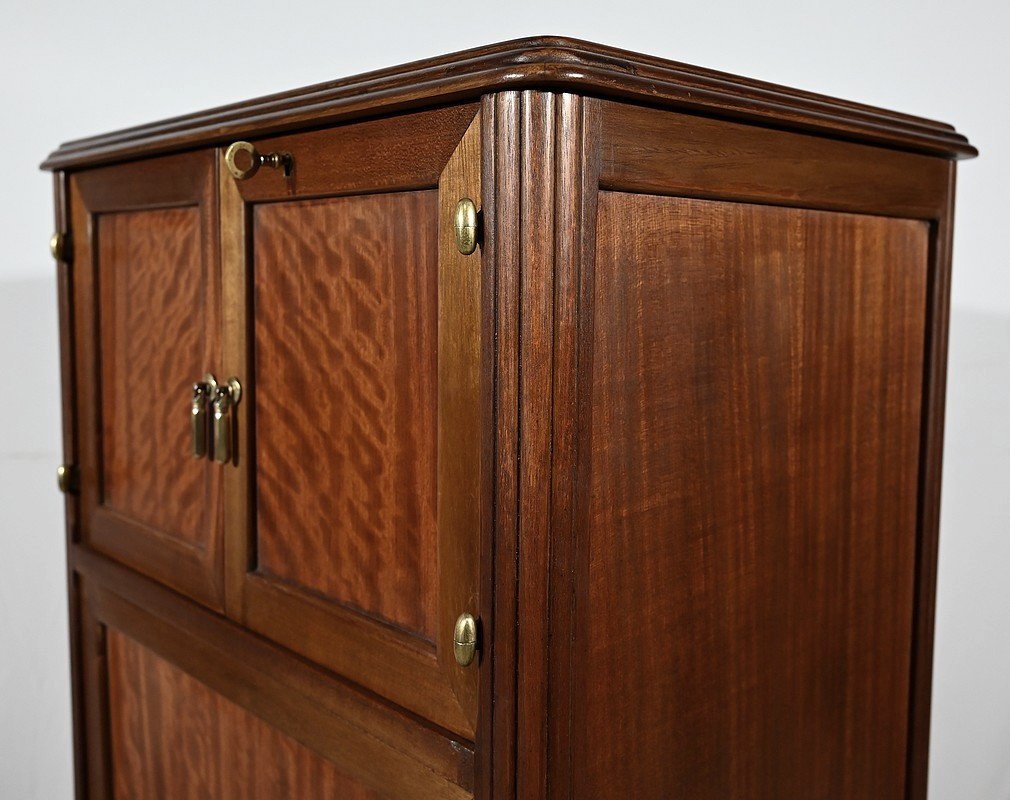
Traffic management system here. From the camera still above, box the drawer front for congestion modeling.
[218,105,485,737]
[69,152,224,609]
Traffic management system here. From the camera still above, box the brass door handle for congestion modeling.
[211,378,242,464]
[224,141,292,180]
[190,374,217,459]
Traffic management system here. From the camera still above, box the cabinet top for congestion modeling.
[41,36,976,170]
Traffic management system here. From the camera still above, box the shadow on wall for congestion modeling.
[0,274,1008,800]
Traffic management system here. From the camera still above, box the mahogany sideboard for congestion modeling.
[43,37,977,800]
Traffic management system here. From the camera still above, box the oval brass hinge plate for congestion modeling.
[453,612,478,667]
[50,232,71,263]
[56,463,78,494]
[453,198,480,255]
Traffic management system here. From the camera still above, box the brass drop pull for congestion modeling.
[211,378,242,464]
[453,612,478,667]
[224,141,292,181]
[190,374,218,459]
[191,382,210,458]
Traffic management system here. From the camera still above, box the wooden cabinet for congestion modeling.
[45,37,975,800]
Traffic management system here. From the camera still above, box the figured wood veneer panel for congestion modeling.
[582,193,928,799]
[98,207,213,545]
[254,192,438,639]
[107,630,385,800]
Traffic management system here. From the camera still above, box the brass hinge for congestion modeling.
[50,232,71,263]
[56,463,78,494]
[453,612,478,667]
[453,198,480,255]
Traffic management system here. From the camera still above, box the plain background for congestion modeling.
[1,1,1007,797]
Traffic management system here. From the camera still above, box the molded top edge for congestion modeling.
[41,36,977,170]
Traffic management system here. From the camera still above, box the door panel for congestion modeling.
[76,567,475,800]
[253,193,439,639]
[576,193,929,799]
[220,105,483,737]
[108,630,385,800]
[70,152,223,609]
[98,208,208,542]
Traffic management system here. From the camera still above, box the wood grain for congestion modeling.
[515,90,556,800]
[437,113,483,732]
[107,629,386,800]
[52,169,88,800]
[906,160,958,798]
[484,90,522,800]
[234,105,478,202]
[598,100,950,219]
[40,37,975,171]
[222,112,484,739]
[98,208,209,543]
[70,151,224,610]
[254,191,439,639]
[576,192,929,800]
[76,554,475,800]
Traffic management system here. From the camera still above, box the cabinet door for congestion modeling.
[70,152,224,609]
[75,572,475,800]
[219,106,484,737]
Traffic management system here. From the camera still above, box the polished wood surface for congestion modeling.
[254,191,439,639]
[483,91,522,800]
[576,193,928,799]
[233,104,479,202]
[41,37,974,171]
[598,100,950,219]
[53,169,88,800]
[98,208,209,544]
[69,151,224,610]
[108,630,385,800]
[906,160,958,798]
[436,113,484,731]
[77,555,474,800]
[222,111,483,738]
[50,42,973,800]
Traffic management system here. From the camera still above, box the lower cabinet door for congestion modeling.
[107,631,385,800]
[79,573,474,800]
[218,105,485,738]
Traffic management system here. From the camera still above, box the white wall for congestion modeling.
[1,1,1007,797]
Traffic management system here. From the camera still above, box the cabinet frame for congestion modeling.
[494,95,958,800]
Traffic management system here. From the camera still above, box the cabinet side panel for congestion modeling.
[579,192,928,800]
[106,629,385,799]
